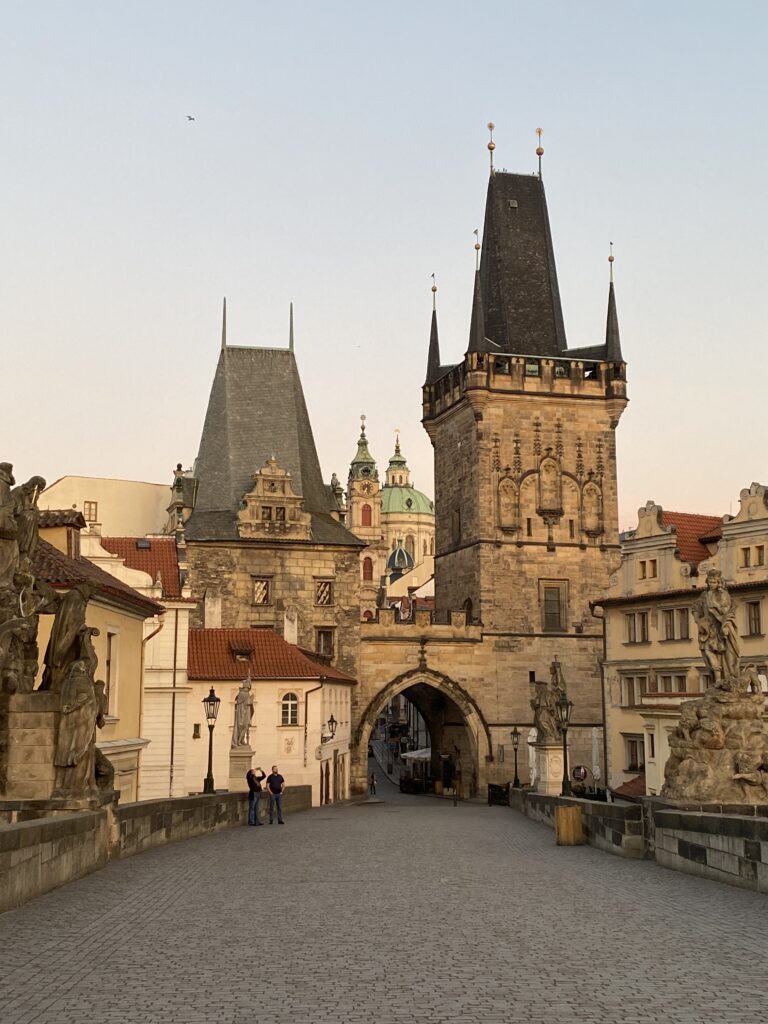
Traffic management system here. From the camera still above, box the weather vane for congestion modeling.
[608,242,615,283]
[487,121,496,173]
[536,127,544,176]
[473,228,481,271]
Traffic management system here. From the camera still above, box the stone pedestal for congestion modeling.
[534,743,564,796]
[228,745,254,792]
[0,691,58,800]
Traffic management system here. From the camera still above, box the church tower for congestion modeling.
[422,158,628,633]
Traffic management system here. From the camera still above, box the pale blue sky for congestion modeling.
[3,1,767,529]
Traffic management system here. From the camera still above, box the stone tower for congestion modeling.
[422,169,628,633]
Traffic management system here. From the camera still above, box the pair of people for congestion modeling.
[246,765,286,825]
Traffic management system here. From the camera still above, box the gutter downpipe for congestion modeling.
[590,601,610,797]
[139,612,166,798]
[303,676,327,768]
[168,608,180,798]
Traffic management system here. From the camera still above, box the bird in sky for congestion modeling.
[186,115,195,121]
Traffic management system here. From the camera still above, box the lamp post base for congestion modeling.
[203,777,214,794]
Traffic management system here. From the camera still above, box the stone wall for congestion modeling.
[0,809,109,912]
[509,790,646,858]
[0,786,312,914]
[653,808,768,893]
[0,691,58,800]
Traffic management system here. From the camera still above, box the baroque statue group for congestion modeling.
[0,462,113,801]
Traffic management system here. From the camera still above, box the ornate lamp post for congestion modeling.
[510,727,521,788]
[202,687,221,794]
[555,691,574,797]
[322,714,338,743]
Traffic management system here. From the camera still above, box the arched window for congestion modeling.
[405,535,415,559]
[362,556,373,581]
[281,692,299,726]
[463,598,473,623]
[363,609,374,620]
[361,503,372,527]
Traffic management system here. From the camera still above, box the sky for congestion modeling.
[3,1,768,530]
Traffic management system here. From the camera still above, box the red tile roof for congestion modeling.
[39,509,87,529]
[661,511,723,565]
[33,538,164,617]
[101,536,181,598]
[187,628,356,682]
[611,773,646,801]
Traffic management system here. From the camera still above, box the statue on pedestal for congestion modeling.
[530,659,565,745]
[231,676,254,748]
[53,658,100,797]
[663,571,768,804]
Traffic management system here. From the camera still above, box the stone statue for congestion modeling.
[693,569,741,689]
[662,573,768,804]
[231,676,254,748]
[39,583,95,691]
[53,658,100,797]
[527,727,538,786]
[11,475,46,573]
[530,659,565,745]
[0,462,19,590]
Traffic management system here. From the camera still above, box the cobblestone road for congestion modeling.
[1,779,765,1024]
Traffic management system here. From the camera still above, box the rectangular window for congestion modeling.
[526,518,532,537]
[740,547,751,568]
[252,578,272,605]
[626,612,648,643]
[622,676,647,706]
[624,735,645,772]
[637,612,648,642]
[275,507,286,522]
[568,519,575,539]
[315,580,334,606]
[663,609,675,640]
[104,631,118,716]
[638,560,647,580]
[315,628,335,658]
[625,613,636,643]
[660,674,673,693]
[649,559,657,578]
[677,608,689,640]
[756,546,765,567]
[540,581,567,632]
[83,501,98,523]
[675,674,687,693]
[747,601,762,636]
[261,506,273,521]
[648,733,656,759]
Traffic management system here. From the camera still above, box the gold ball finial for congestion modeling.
[431,284,437,293]
[488,141,496,151]
[474,242,481,251]
[536,127,543,138]
[608,241,615,263]
[536,146,544,156]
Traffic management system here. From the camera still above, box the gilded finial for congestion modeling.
[473,229,481,271]
[535,127,544,177]
[394,426,401,454]
[487,121,496,174]
[608,242,615,283]
[431,272,437,310]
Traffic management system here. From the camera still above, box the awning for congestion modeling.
[401,747,432,762]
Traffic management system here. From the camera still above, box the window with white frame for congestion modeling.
[625,611,649,643]
[621,675,648,706]
[623,734,645,772]
[104,630,118,716]
[662,607,689,640]
[281,692,299,726]
[747,601,762,636]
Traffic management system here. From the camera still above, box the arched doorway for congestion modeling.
[350,668,492,797]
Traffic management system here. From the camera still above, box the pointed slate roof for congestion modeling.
[467,270,495,353]
[479,172,568,356]
[605,281,623,361]
[186,345,361,546]
[424,308,442,385]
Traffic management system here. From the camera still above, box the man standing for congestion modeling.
[246,765,266,826]
[266,765,285,824]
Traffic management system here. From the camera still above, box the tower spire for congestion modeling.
[536,128,544,177]
[467,232,491,354]
[221,297,227,350]
[487,122,496,174]
[424,275,442,385]
[605,244,623,362]
[289,302,294,352]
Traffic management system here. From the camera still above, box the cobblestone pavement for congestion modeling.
[1,781,765,1024]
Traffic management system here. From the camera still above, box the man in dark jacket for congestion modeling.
[246,766,266,825]
[266,766,285,824]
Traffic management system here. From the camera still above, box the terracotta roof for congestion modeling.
[39,509,87,529]
[101,536,181,598]
[187,628,356,682]
[661,511,722,564]
[611,774,646,801]
[33,538,163,617]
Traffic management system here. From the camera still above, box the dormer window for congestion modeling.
[261,506,273,521]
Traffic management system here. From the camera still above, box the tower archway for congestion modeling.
[350,668,492,796]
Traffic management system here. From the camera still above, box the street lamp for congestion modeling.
[202,687,221,794]
[510,727,521,789]
[322,714,338,743]
[555,691,574,797]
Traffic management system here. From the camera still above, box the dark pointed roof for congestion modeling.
[424,308,442,384]
[479,171,568,356]
[605,281,623,361]
[186,345,362,546]
[467,270,495,354]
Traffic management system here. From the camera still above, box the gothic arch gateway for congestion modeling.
[350,667,492,796]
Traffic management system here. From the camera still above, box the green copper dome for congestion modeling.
[381,486,434,516]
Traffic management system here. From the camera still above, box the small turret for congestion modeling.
[605,248,623,362]
[348,415,378,483]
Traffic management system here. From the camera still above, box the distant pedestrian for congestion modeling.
[246,766,266,826]
[369,772,377,796]
[266,765,285,824]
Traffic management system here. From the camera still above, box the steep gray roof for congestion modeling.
[186,345,363,547]
[479,171,568,357]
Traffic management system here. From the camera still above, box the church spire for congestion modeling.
[467,267,489,354]
[425,276,441,385]
[605,245,623,361]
